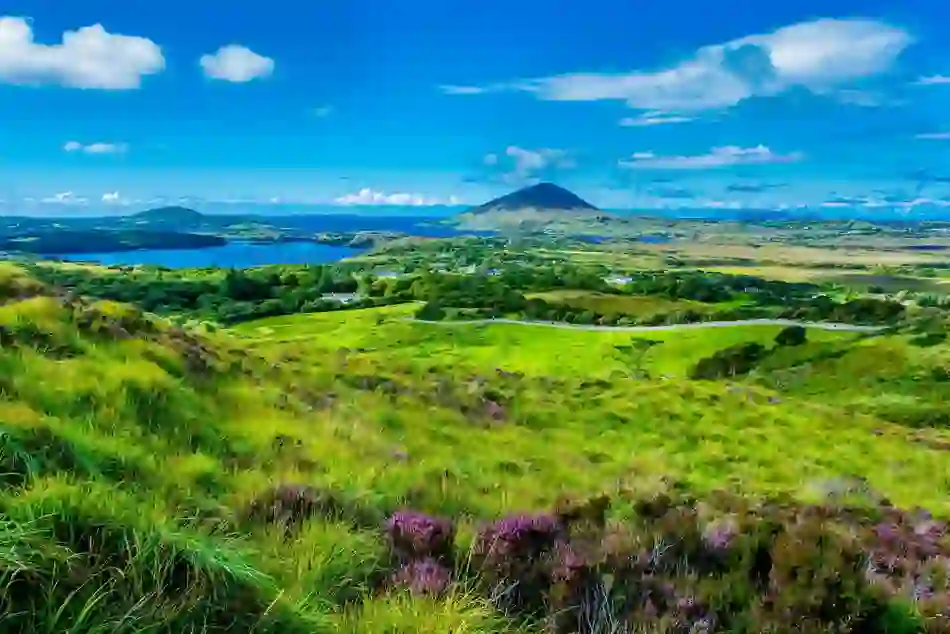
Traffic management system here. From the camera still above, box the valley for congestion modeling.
[8,1,950,631]
[4,200,950,632]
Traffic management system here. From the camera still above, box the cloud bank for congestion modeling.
[0,16,164,89]
[619,145,803,170]
[333,188,460,206]
[443,18,912,112]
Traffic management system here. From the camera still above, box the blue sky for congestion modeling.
[2,0,950,215]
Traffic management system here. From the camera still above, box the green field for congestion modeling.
[232,305,950,511]
[4,261,950,633]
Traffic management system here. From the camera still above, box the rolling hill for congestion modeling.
[3,260,950,633]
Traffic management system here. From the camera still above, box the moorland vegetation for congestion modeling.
[3,237,950,633]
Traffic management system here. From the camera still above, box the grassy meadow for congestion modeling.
[3,259,950,633]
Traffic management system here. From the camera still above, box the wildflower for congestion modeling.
[385,510,455,561]
[389,558,452,596]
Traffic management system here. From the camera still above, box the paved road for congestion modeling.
[411,317,885,333]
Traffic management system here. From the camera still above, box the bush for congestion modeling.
[691,343,769,380]
[384,510,455,564]
[415,301,447,321]
[388,558,452,596]
[381,490,950,634]
[775,325,807,347]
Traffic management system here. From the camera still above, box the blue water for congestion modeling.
[53,241,362,269]
[50,215,494,268]
[265,214,471,237]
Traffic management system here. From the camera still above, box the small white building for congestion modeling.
[322,292,359,304]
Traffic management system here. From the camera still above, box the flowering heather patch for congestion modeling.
[388,558,452,597]
[470,513,565,617]
[384,510,455,563]
[702,517,739,552]
[473,513,563,561]
[459,491,950,634]
[863,509,950,630]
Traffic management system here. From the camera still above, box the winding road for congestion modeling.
[411,317,885,333]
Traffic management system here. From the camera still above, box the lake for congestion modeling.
[52,241,363,269]
[48,214,491,268]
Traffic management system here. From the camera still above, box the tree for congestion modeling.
[775,325,807,347]
[416,301,446,321]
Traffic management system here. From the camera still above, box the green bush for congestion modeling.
[691,343,770,380]
[775,325,807,347]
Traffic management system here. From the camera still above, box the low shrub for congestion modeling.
[691,343,770,380]
[377,491,949,634]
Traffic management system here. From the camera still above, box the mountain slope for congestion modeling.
[131,206,207,222]
[453,182,620,234]
[468,182,600,214]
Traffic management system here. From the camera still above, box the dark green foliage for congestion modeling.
[0,229,225,255]
[781,297,906,325]
[415,301,446,321]
[692,343,770,380]
[28,262,373,325]
[775,325,807,346]
[621,271,820,305]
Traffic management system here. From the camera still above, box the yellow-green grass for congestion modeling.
[526,289,722,318]
[4,265,950,632]
[0,286,516,631]
[641,242,950,267]
[704,265,848,283]
[818,272,949,293]
[233,306,950,513]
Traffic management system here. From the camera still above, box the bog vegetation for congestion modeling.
[2,249,950,633]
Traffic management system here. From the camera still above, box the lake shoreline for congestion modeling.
[48,240,365,269]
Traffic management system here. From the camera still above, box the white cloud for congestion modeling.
[0,16,164,89]
[439,84,487,95]
[913,75,950,86]
[619,145,803,170]
[333,188,458,206]
[41,191,88,205]
[312,105,333,117]
[915,132,950,140]
[449,18,911,112]
[63,140,127,154]
[199,45,274,82]
[101,191,129,204]
[507,146,572,174]
[485,146,575,182]
[619,111,695,126]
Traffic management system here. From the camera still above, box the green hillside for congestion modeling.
[2,262,950,633]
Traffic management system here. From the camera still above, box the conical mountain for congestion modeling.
[469,182,599,214]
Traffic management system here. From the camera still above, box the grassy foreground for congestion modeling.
[2,263,950,633]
